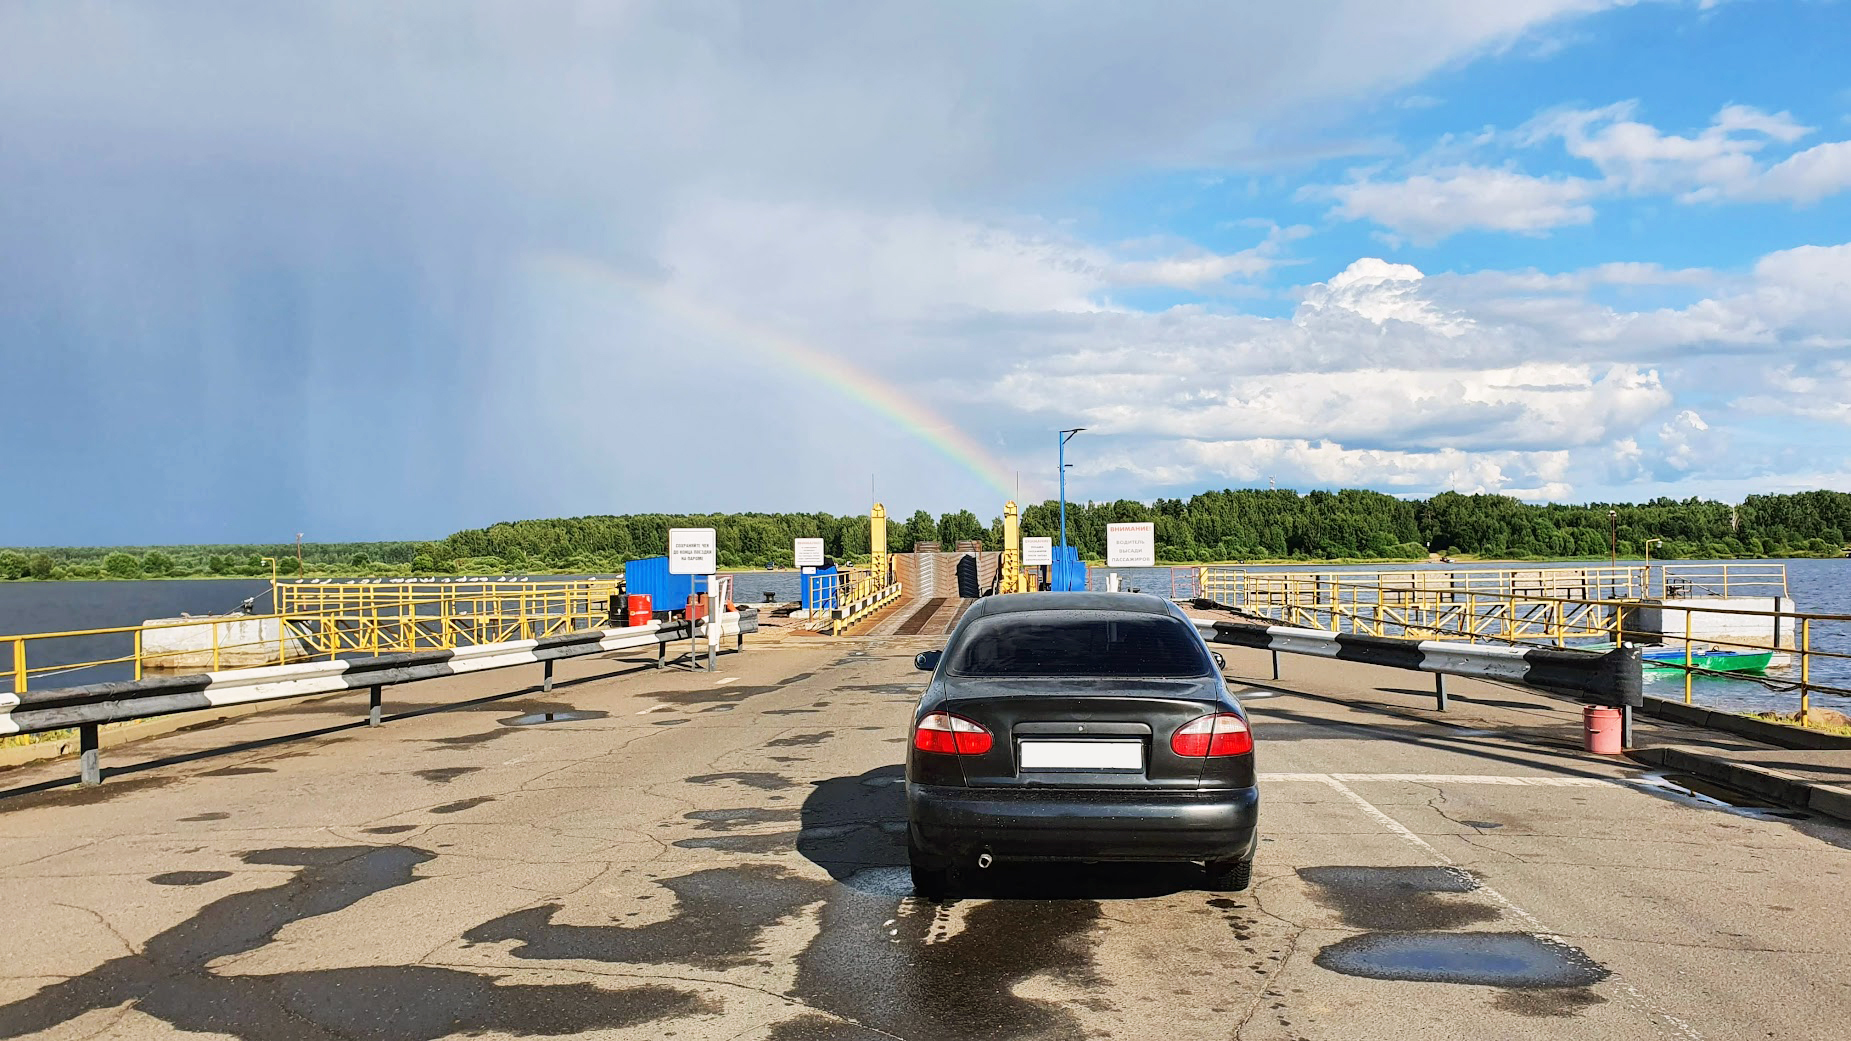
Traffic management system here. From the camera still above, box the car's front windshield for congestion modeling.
[949,610,1212,678]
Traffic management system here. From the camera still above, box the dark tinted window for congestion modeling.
[950,611,1211,677]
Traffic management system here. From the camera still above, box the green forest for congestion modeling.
[4,488,1848,579]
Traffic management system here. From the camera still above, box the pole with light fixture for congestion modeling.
[1058,428,1084,590]
[1607,510,1618,568]
[1643,538,1663,597]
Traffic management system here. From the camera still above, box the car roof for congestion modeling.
[962,591,1181,619]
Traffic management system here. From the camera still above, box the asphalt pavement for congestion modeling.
[1,635,1847,1040]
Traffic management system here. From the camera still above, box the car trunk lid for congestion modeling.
[939,678,1221,789]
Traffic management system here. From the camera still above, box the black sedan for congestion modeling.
[905,591,1259,898]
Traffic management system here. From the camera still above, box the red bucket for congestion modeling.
[1583,706,1623,755]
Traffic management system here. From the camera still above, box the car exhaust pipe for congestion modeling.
[976,852,993,869]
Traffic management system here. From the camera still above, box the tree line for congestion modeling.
[3,489,1847,579]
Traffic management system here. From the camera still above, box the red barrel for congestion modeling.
[1583,706,1622,755]
[685,593,708,623]
[626,594,652,628]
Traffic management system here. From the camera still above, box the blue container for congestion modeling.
[1050,546,1088,592]
[625,557,708,613]
[800,565,839,610]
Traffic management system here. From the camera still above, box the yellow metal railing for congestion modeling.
[7,579,621,695]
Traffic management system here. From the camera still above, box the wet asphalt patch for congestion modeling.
[465,864,825,970]
[769,731,835,747]
[499,710,607,726]
[1298,866,1500,931]
[149,871,232,886]
[427,729,518,748]
[0,846,714,1040]
[200,766,274,777]
[674,832,800,853]
[180,812,229,822]
[363,825,418,835]
[412,767,479,784]
[687,771,795,791]
[685,807,802,831]
[428,796,495,814]
[1314,931,1610,989]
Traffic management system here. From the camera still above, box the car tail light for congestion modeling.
[913,712,993,755]
[1171,713,1252,757]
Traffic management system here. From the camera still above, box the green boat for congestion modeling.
[1642,648,1774,673]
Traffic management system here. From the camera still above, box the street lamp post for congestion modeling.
[1608,510,1618,568]
[1058,428,1085,588]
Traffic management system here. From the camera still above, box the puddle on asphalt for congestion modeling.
[363,825,418,835]
[180,812,229,822]
[500,710,607,726]
[1314,932,1609,988]
[1298,866,1499,931]
[149,871,232,886]
[1631,772,1813,820]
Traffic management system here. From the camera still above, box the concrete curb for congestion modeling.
[1640,696,1851,751]
[1631,745,1851,823]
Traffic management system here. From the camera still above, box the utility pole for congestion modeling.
[295,533,304,577]
[1058,428,1085,588]
[1607,510,1617,567]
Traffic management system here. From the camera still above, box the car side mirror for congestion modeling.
[915,650,942,672]
[1212,651,1226,671]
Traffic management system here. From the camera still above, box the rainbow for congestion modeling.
[530,252,1023,500]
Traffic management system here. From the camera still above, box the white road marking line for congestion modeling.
[1260,771,1614,787]
[636,705,673,714]
[1317,774,1705,1041]
[714,676,738,685]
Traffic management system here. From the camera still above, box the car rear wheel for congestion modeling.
[1205,856,1253,892]
[908,837,953,900]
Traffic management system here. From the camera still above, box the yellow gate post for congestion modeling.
[870,504,889,590]
[1001,500,1021,594]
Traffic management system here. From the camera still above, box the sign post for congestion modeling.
[1022,537,1052,592]
[669,528,717,670]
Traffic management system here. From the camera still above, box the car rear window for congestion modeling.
[949,611,1212,677]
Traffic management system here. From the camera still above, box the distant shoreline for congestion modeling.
[1,551,1842,583]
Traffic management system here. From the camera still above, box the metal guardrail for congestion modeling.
[6,579,626,693]
[2,609,757,786]
[1195,618,1642,711]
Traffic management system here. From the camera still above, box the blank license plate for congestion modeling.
[1019,740,1143,771]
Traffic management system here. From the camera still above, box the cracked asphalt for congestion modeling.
[1,637,1848,1040]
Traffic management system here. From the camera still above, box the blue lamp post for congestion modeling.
[1058,428,1084,587]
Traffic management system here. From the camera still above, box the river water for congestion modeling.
[4,559,1846,715]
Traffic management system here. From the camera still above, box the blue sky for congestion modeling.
[2,1,1848,546]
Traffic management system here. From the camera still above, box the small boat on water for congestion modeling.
[1641,648,1774,674]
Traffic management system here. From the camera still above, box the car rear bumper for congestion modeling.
[908,782,1259,862]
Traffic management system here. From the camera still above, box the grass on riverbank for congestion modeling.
[1748,711,1851,738]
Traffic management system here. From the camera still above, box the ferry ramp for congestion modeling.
[0,631,1847,1040]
